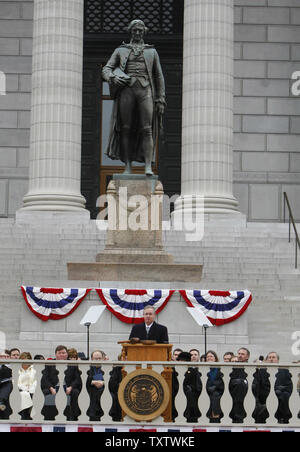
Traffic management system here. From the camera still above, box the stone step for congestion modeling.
[0,216,299,359]
[202,263,294,271]
[167,241,293,250]
[200,280,281,288]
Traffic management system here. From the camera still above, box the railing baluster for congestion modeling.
[55,362,67,423]
[121,363,137,425]
[8,363,20,422]
[77,363,89,423]
[265,366,278,427]
[288,366,300,426]
[173,363,187,425]
[197,364,211,426]
[100,363,113,424]
[155,363,168,425]
[32,362,45,423]
[219,365,232,426]
[243,367,256,426]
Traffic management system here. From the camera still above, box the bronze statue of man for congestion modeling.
[102,19,166,176]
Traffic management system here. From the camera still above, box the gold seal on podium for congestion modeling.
[118,368,170,421]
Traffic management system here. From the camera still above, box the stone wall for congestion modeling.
[233,0,300,221]
[0,0,299,221]
[0,216,298,361]
[0,0,32,217]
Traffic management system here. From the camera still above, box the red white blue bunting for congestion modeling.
[21,286,92,322]
[20,287,252,326]
[96,289,175,324]
[180,290,252,326]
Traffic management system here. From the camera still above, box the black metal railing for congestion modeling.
[283,192,300,269]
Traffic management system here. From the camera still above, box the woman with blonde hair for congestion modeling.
[18,352,37,420]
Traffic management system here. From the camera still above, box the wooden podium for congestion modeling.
[121,343,172,362]
[119,343,173,422]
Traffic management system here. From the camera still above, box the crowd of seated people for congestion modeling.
[171,347,298,424]
[0,345,299,424]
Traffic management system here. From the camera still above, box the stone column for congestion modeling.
[175,0,239,216]
[21,0,87,212]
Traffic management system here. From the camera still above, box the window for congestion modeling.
[85,0,181,35]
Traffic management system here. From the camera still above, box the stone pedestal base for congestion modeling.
[67,262,202,283]
[96,249,174,264]
[96,175,175,266]
[68,175,202,283]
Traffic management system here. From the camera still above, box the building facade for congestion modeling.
[0,0,299,221]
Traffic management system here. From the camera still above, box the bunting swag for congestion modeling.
[180,290,252,326]
[21,286,92,322]
[96,289,175,324]
[20,287,251,325]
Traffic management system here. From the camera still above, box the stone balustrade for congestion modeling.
[0,360,299,428]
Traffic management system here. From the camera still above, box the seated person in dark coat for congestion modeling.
[205,351,224,423]
[229,348,250,423]
[109,359,124,422]
[275,369,293,423]
[86,350,105,421]
[252,367,271,424]
[252,355,271,424]
[129,305,169,344]
[264,352,293,424]
[0,356,13,419]
[41,345,82,421]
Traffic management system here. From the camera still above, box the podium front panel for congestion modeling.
[122,344,172,362]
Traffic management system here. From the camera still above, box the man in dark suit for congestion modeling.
[0,358,12,419]
[129,305,169,344]
[229,347,249,423]
[41,345,82,421]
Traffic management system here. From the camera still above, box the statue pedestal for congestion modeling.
[96,174,174,264]
[67,175,202,283]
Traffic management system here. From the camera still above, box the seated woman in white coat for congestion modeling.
[18,352,37,421]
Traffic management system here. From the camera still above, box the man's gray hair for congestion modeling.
[238,347,250,357]
[267,351,280,360]
[143,305,156,313]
